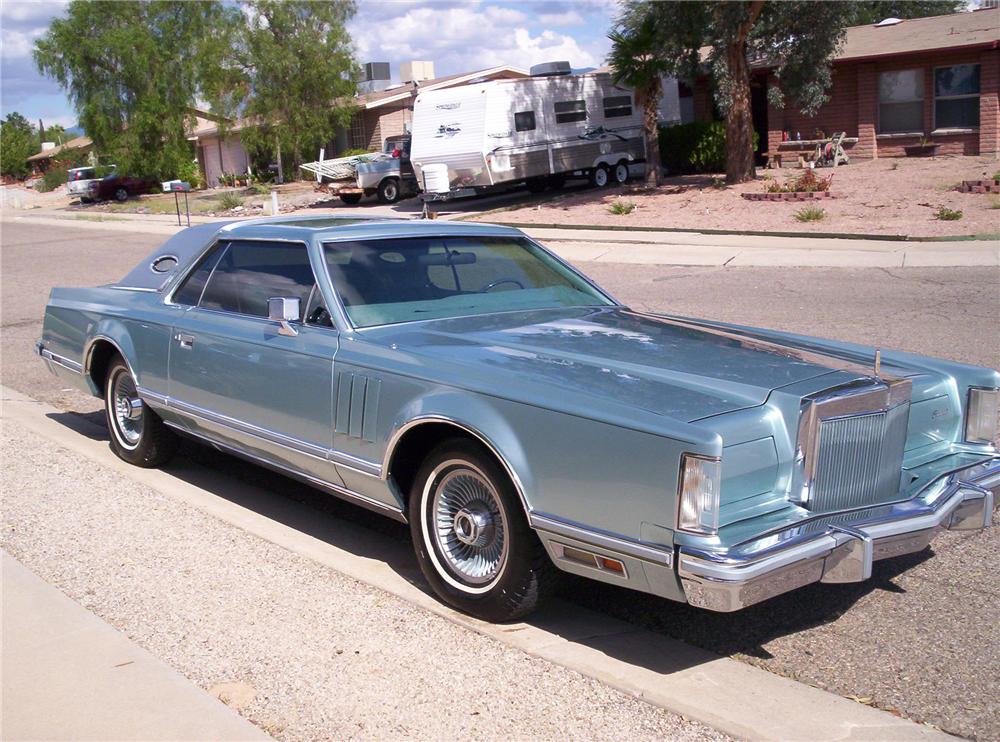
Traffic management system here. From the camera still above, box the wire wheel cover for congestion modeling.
[112,371,143,445]
[432,466,509,585]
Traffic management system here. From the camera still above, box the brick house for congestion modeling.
[690,7,999,160]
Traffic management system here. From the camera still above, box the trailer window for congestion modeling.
[603,95,632,119]
[554,100,586,124]
[514,111,536,132]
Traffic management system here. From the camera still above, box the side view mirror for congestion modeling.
[268,297,300,337]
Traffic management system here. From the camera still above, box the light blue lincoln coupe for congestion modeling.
[38,216,998,621]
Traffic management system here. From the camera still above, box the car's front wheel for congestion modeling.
[104,357,177,467]
[408,438,556,622]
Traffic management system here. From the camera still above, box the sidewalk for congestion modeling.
[2,552,269,741]
[3,206,997,267]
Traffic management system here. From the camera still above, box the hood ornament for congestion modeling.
[874,349,882,378]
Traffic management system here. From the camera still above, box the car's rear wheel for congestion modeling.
[377,177,400,204]
[104,358,177,467]
[408,438,556,622]
[114,187,129,202]
[339,193,363,205]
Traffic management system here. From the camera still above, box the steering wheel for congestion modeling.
[480,278,525,292]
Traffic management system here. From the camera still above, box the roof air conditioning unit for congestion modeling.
[530,61,572,77]
[363,62,391,82]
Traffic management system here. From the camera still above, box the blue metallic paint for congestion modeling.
[37,216,999,610]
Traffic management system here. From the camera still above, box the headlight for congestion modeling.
[677,454,721,534]
[966,387,999,446]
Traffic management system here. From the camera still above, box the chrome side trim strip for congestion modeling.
[163,421,406,522]
[37,345,83,374]
[166,396,330,461]
[529,513,674,566]
[138,388,383,478]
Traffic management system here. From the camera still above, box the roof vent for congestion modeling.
[530,61,572,77]
[875,17,903,27]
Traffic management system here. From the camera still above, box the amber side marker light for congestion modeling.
[554,543,628,578]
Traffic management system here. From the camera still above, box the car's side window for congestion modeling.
[173,243,226,306]
[198,240,315,321]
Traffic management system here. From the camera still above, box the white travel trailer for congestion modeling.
[410,62,645,199]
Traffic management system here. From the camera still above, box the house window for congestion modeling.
[514,111,536,132]
[554,100,586,124]
[349,113,367,150]
[603,95,633,119]
[934,64,980,129]
[878,69,923,134]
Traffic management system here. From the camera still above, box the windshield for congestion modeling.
[322,235,614,328]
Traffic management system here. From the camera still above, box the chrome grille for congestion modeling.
[809,402,910,512]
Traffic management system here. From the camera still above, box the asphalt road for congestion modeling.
[3,219,999,739]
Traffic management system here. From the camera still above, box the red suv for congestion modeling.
[88,173,158,202]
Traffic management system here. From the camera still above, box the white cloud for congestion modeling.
[538,11,584,27]
[349,3,601,78]
[1,26,46,59]
[0,0,68,25]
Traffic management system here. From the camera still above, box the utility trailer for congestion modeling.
[410,62,645,201]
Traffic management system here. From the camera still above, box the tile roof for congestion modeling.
[27,136,92,162]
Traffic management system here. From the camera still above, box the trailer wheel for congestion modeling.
[547,175,566,190]
[590,165,609,188]
[339,193,363,205]
[613,160,630,185]
[377,177,401,204]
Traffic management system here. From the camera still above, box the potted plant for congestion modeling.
[904,136,938,157]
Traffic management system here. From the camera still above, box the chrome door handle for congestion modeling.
[175,333,195,349]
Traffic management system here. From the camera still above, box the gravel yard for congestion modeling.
[472,155,1000,237]
[1,421,729,741]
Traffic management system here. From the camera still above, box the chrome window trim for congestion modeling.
[318,234,620,332]
[529,513,674,566]
[163,421,405,522]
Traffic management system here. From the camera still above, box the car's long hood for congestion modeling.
[372,307,874,422]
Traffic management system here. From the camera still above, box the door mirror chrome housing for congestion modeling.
[268,297,300,336]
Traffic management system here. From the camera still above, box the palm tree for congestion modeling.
[608,13,668,187]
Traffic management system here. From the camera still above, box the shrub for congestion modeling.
[794,206,826,222]
[340,147,371,157]
[217,191,244,210]
[608,200,636,215]
[37,167,69,192]
[249,182,271,195]
[766,169,833,194]
[934,206,962,221]
[658,121,758,175]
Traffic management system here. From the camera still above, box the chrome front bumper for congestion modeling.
[678,459,999,612]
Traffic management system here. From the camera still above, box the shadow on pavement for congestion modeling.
[44,407,934,678]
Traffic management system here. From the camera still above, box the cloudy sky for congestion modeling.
[0,0,619,129]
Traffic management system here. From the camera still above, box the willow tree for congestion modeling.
[210,0,358,182]
[608,11,671,187]
[34,1,234,178]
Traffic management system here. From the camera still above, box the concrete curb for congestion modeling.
[2,552,271,741]
[1,386,950,741]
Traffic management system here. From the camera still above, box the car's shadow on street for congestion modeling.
[48,408,935,676]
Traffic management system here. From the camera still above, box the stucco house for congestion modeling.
[190,62,529,187]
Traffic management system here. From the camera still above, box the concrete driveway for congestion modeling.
[2,218,997,739]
